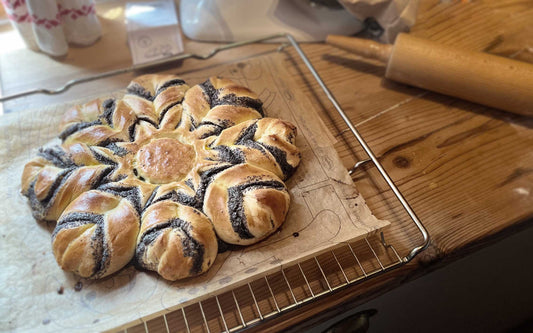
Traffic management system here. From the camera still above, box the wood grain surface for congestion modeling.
[249,1,533,331]
[1,0,533,331]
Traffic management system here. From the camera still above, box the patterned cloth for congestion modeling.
[1,0,101,56]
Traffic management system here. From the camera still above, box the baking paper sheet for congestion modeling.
[0,53,388,332]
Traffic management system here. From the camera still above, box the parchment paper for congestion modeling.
[0,53,388,332]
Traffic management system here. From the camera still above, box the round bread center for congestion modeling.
[135,138,195,184]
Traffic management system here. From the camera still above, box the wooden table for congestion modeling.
[1,0,532,331]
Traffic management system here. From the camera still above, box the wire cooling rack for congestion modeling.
[123,235,412,333]
[1,33,430,333]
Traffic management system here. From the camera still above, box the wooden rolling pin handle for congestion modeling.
[326,34,392,63]
[326,33,533,117]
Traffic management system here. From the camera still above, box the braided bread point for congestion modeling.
[21,146,114,221]
[135,200,218,281]
[59,75,189,145]
[123,74,189,126]
[180,77,264,139]
[59,99,137,146]
[203,164,290,245]
[194,105,263,139]
[147,181,201,210]
[52,190,140,279]
[60,98,101,127]
[64,143,107,166]
[209,118,300,180]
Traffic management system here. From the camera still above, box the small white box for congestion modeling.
[126,0,184,65]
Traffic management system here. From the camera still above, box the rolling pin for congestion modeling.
[326,33,533,117]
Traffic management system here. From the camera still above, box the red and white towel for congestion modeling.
[1,0,101,56]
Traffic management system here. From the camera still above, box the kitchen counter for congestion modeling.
[1,0,532,331]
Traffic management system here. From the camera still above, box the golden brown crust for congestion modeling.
[122,95,157,124]
[21,157,47,196]
[136,200,218,281]
[181,84,211,126]
[52,191,140,278]
[135,138,195,184]
[210,118,300,180]
[65,143,102,166]
[59,99,102,130]
[179,77,264,139]
[21,150,112,221]
[203,164,290,245]
[153,84,188,115]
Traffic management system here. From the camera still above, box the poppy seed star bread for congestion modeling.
[21,74,301,281]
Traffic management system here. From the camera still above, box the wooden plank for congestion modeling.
[245,0,533,330]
